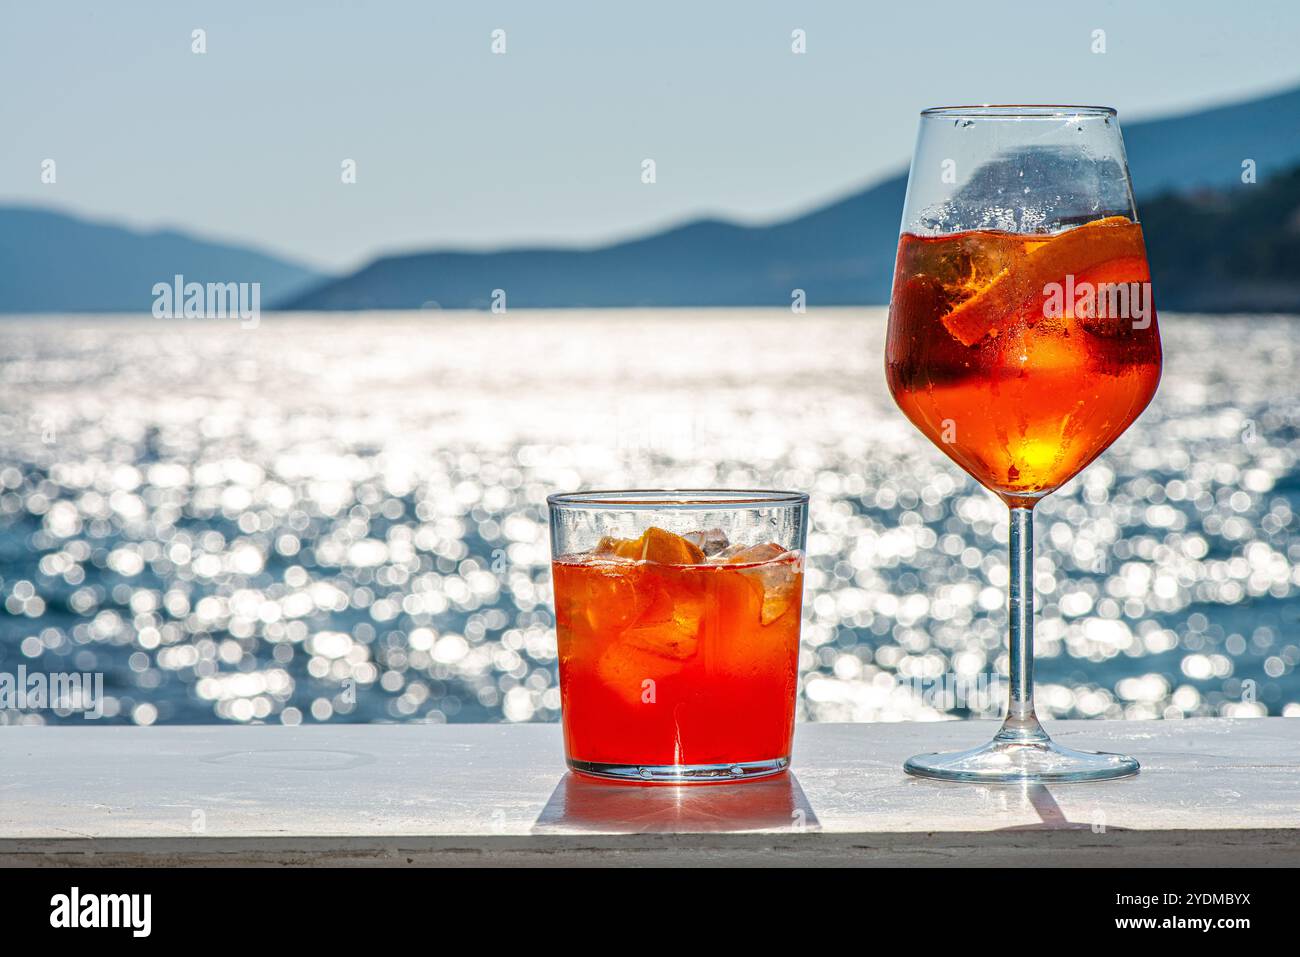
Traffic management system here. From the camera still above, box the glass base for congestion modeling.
[568,757,789,785]
[904,725,1139,784]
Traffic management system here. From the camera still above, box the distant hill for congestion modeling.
[282,180,907,311]
[4,85,1299,315]
[283,84,1300,312]
[0,207,322,314]
[1123,85,1300,197]
[1142,166,1300,311]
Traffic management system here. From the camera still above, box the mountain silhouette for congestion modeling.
[3,84,1299,314]
[281,84,1300,312]
[1141,165,1300,311]
[0,206,321,314]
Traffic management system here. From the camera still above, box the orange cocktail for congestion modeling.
[547,491,807,784]
[884,103,1161,783]
[886,216,1161,504]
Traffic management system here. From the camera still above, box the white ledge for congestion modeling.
[1,718,1297,866]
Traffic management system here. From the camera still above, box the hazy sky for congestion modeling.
[3,1,1298,271]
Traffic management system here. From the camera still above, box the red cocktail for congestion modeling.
[548,491,808,783]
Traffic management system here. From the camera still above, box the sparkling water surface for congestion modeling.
[0,309,1296,726]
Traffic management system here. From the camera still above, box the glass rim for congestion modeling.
[920,104,1117,119]
[547,488,809,510]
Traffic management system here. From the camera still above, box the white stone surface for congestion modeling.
[1,718,1296,866]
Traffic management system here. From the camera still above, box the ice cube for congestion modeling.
[580,567,646,634]
[712,541,787,565]
[683,527,729,556]
[596,643,685,706]
[617,577,702,659]
[730,548,802,625]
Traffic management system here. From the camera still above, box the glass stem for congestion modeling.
[1000,505,1046,742]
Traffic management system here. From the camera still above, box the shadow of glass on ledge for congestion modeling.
[532,772,820,834]
[988,783,1132,832]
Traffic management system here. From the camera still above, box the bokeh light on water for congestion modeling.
[0,310,1296,726]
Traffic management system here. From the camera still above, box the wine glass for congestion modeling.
[885,106,1162,782]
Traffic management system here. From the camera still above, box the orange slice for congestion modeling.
[940,216,1145,347]
[594,535,643,560]
[1070,255,1153,336]
[594,527,705,565]
[639,527,706,564]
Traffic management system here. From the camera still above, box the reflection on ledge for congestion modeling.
[533,772,820,834]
